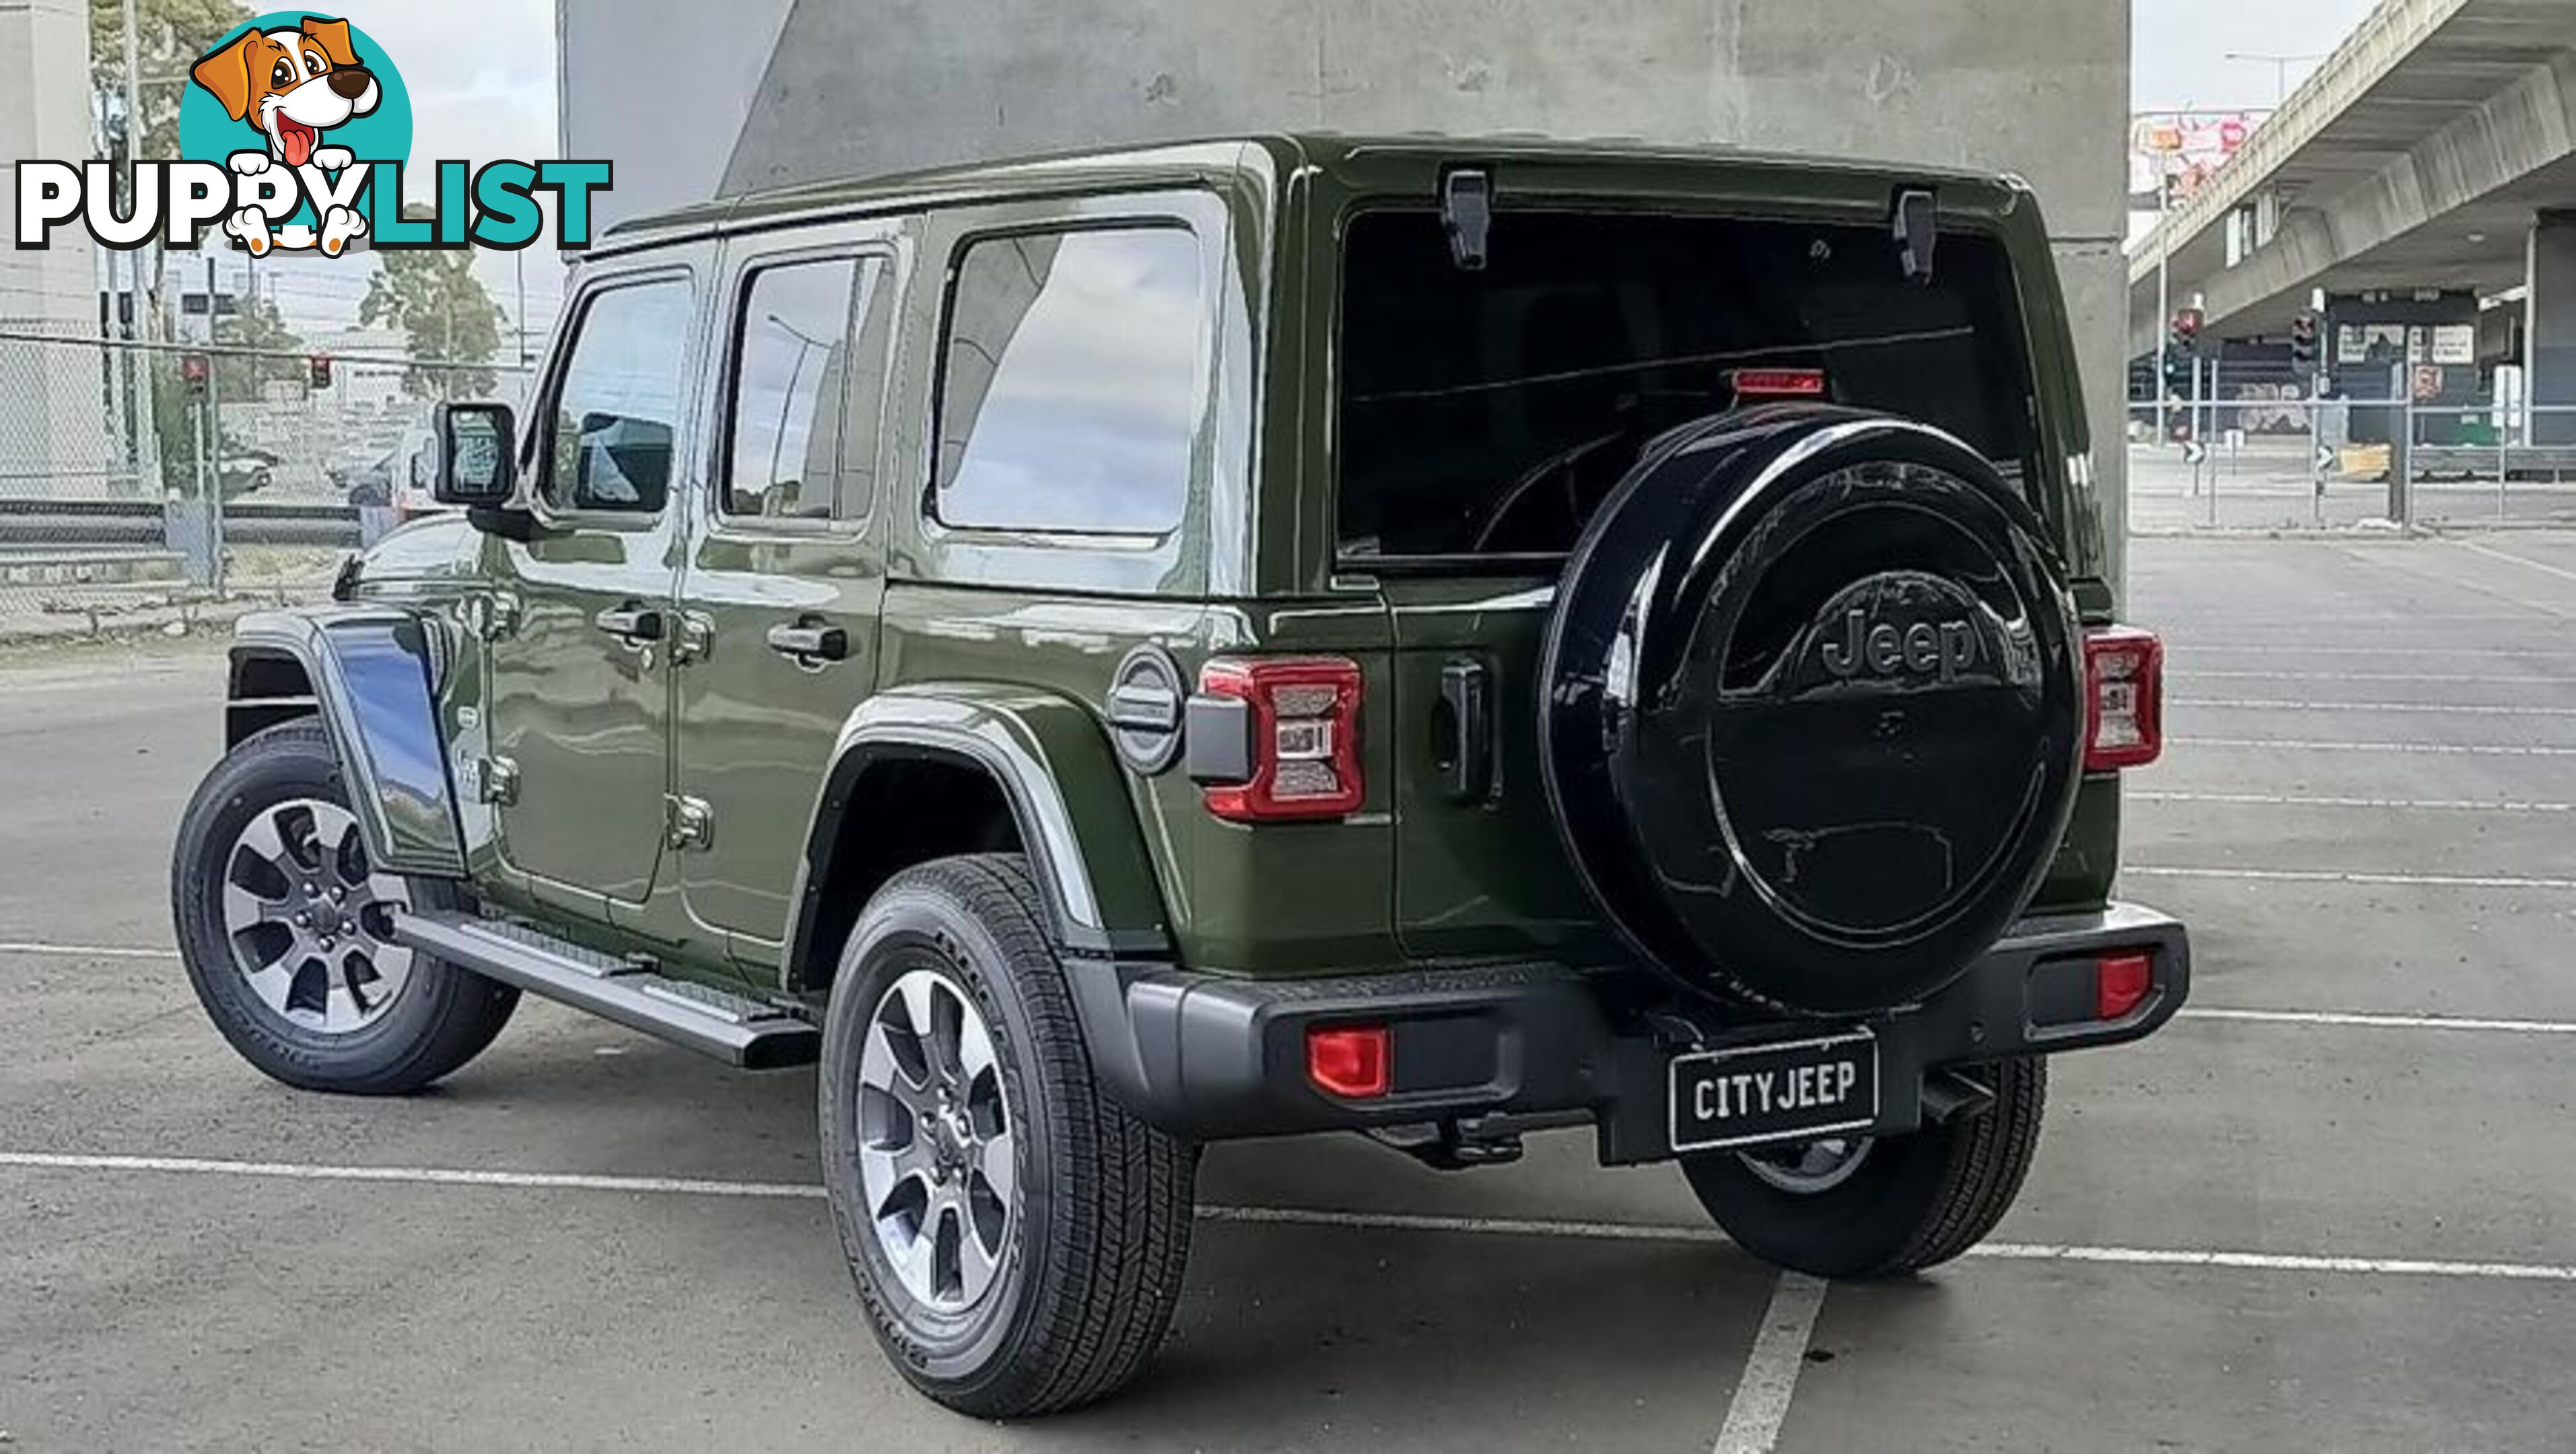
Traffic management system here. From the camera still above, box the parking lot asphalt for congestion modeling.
[4,534,2575,1452]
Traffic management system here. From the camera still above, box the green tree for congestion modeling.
[91,0,252,162]
[211,295,307,401]
[360,205,506,399]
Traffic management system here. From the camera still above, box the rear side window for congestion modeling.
[1337,211,2038,559]
[934,226,1202,534]
[544,278,694,516]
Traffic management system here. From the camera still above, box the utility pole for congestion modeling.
[121,0,154,496]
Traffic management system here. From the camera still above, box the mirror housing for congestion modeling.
[432,401,518,508]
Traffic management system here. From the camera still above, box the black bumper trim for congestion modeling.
[1069,903,2190,1157]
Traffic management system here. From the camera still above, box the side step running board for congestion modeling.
[394,909,819,1069]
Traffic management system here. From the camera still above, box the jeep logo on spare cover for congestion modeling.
[1802,572,2029,693]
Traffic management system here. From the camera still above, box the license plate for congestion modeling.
[1669,1030,1879,1154]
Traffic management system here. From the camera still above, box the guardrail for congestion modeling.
[0,496,361,550]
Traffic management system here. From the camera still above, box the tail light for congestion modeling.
[1729,368,1828,399]
[2085,627,2164,771]
[1192,656,1365,822]
[1306,1025,1390,1099]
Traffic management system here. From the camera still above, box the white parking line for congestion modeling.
[2128,864,2576,891]
[2172,736,2576,757]
[2458,540,2576,588]
[2132,790,2573,813]
[2180,1007,2576,1036]
[2175,698,2576,716]
[2174,645,2576,659]
[0,940,179,960]
[2173,670,2575,686]
[1713,1273,1827,1454]
[5,1152,2573,1284]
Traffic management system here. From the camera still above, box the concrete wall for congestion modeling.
[0,0,110,491]
[560,0,2134,580]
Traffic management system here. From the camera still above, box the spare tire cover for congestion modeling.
[1539,406,2083,1015]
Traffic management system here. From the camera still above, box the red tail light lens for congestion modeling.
[2095,952,2154,1020]
[1198,656,1365,822]
[1730,368,1828,399]
[2085,627,2163,771]
[1307,1025,1390,1099]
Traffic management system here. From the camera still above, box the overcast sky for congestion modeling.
[2134,0,2381,111]
[240,0,561,349]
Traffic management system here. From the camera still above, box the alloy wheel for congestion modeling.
[854,967,1017,1312]
[1739,1136,1876,1195]
[218,798,415,1035]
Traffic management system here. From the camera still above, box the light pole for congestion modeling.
[2224,51,2328,106]
[761,312,831,504]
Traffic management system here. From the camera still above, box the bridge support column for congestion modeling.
[2528,211,2576,446]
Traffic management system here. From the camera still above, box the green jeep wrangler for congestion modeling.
[171,135,2186,1418]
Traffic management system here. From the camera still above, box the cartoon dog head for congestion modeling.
[190,17,381,169]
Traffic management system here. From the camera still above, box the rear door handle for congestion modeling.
[594,603,664,643]
[1437,657,1494,802]
[766,622,848,662]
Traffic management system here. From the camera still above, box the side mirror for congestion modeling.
[433,401,518,507]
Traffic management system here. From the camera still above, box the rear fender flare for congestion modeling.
[786,687,1173,978]
[225,608,468,879]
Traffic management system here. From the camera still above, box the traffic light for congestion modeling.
[2289,311,2320,372]
[309,353,334,390]
[2162,308,2203,399]
[180,353,210,398]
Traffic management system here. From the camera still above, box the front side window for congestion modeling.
[545,278,695,515]
[725,258,859,522]
[934,226,1202,534]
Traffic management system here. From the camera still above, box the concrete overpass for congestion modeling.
[2127,0,2576,357]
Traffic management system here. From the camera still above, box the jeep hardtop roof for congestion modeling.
[594,132,2037,256]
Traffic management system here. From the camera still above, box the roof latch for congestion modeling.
[1442,166,1492,272]
[1893,187,1938,285]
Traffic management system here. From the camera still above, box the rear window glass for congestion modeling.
[1337,210,2038,559]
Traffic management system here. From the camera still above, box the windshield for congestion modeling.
[1335,209,2040,559]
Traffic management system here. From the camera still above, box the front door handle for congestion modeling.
[594,602,665,643]
[766,621,848,662]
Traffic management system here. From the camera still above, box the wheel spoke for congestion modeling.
[861,1020,933,1103]
[234,809,291,870]
[956,1198,1002,1305]
[956,1003,998,1084]
[973,1128,1015,1210]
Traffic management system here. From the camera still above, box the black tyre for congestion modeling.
[819,854,1195,1418]
[1680,1057,2046,1279]
[170,720,518,1094]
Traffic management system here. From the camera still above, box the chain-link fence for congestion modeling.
[2125,382,2576,533]
[0,326,534,636]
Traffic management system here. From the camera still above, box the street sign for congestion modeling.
[2315,444,2338,475]
[2182,440,2208,465]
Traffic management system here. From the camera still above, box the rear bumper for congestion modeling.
[1068,903,2188,1161]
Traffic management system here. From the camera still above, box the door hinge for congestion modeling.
[460,590,521,642]
[670,611,714,666]
[664,794,714,851]
[469,755,521,806]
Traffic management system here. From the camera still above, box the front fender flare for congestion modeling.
[227,608,468,878]
[788,686,1173,972]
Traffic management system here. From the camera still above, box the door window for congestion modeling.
[933,226,1202,534]
[724,257,869,522]
[543,277,695,515]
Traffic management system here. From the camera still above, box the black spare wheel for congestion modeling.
[1539,406,2083,1016]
